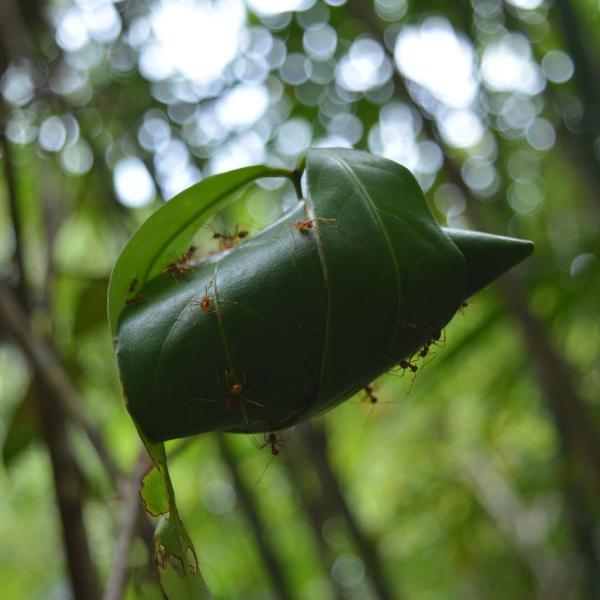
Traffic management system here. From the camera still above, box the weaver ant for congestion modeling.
[250,431,289,483]
[190,281,214,314]
[288,216,336,233]
[418,327,444,358]
[359,382,405,423]
[399,359,418,374]
[362,385,379,405]
[207,225,248,251]
[194,370,263,416]
[164,245,197,279]
[125,294,145,307]
[256,432,286,456]
[458,298,478,315]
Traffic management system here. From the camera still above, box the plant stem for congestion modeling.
[103,449,154,600]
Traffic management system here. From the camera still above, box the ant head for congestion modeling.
[231,383,243,395]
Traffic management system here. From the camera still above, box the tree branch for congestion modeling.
[217,434,295,600]
[1,129,29,309]
[281,447,348,600]
[300,423,398,600]
[103,449,154,600]
[0,284,123,484]
[35,377,100,600]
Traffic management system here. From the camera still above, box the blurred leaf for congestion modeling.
[107,165,293,333]
[2,381,41,469]
[73,278,109,337]
[129,568,165,600]
[115,148,533,442]
[154,516,213,599]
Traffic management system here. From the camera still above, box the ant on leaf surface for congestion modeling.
[418,327,444,359]
[125,294,145,307]
[193,370,263,419]
[220,370,263,414]
[359,382,402,422]
[124,277,145,307]
[250,431,290,483]
[362,384,379,405]
[288,216,336,234]
[389,358,420,394]
[458,297,479,315]
[189,281,214,315]
[164,245,197,279]
[206,224,249,252]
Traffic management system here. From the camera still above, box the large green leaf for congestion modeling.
[114,148,534,442]
[107,164,293,333]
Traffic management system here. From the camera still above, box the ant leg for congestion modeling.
[255,454,277,485]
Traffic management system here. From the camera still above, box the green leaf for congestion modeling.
[107,164,293,334]
[154,516,213,599]
[114,148,533,442]
[2,381,41,469]
[140,466,169,517]
[137,431,212,599]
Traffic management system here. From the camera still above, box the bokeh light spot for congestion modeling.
[331,554,365,587]
[542,50,574,84]
[526,118,556,151]
[113,157,156,207]
[60,140,94,176]
[202,480,236,515]
[39,116,67,152]
[395,18,477,108]
[275,118,313,155]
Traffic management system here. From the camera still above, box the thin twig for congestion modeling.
[103,449,154,600]
[217,434,295,600]
[1,129,29,308]
[300,423,398,600]
[0,283,123,485]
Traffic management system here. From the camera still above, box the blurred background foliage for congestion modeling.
[0,0,599,598]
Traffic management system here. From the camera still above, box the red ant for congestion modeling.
[193,370,263,416]
[257,432,286,456]
[190,281,214,314]
[251,431,289,483]
[288,216,336,233]
[419,327,443,358]
[225,381,244,412]
[363,385,379,404]
[458,298,478,315]
[359,382,404,423]
[399,359,418,374]
[394,358,420,394]
[207,225,248,251]
[125,294,145,307]
[164,245,197,279]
